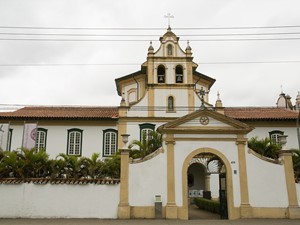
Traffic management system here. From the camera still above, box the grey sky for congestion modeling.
[0,0,299,109]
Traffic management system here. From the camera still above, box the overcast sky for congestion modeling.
[0,0,299,110]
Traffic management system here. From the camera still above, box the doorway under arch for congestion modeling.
[181,148,234,220]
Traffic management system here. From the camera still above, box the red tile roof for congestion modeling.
[224,107,299,120]
[0,106,119,120]
[0,106,298,121]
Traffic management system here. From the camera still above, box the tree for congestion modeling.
[292,149,300,182]
[128,130,162,159]
[56,154,90,179]
[247,137,282,159]
[87,153,105,179]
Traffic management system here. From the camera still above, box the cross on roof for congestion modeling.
[164,13,174,28]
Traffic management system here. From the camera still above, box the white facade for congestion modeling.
[0,28,299,220]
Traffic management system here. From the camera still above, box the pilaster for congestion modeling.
[279,151,300,219]
[236,135,252,218]
[165,134,178,219]
[118,149,130,219]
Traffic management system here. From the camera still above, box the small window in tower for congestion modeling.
[167,96,175,112]
[175,65,183,83]
[167,44,173,56]
[157,65,165,83]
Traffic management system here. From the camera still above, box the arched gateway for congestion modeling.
[156,108,253,220]
[182,148,233,220]
[118,108,275,220]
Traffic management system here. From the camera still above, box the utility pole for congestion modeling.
[297,109,300,150]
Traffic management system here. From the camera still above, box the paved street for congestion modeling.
[0,219,299,225]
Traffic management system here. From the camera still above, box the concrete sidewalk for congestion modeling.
[0,219,299,225]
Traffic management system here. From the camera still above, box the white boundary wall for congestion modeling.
[246,151,289,207]
[0,183,120,218]
[128,151,167,206]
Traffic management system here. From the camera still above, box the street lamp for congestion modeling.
[121,134,130,149]
[279,134,288,146]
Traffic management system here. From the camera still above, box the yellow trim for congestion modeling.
[181,147,236,220]
[279,151,299,216]
[165,134,178,219]
[117,119,127,149]
[148,87,155,117]
[118,150,130,219]
[236,135,252,218]
[188,88,194,113]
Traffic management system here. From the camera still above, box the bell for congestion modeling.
[176,75,182,82]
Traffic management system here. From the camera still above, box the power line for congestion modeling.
[1,25,300,30]
[1,31,300,37]
[0,61,300,67]
[1,37,300,42]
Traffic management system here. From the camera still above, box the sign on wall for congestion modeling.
[22,123,37,150]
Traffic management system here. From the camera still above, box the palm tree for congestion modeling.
[0,150,21,178]
[128,131,162,159]
[87,153,105,179]
[101,153,120,178]
[248,137,282,159]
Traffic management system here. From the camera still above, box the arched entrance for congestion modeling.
[181,148,234,220]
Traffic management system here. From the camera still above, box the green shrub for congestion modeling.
[0,149,120,179]
[194,197,220,214]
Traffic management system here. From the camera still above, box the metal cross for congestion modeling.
[164,13,174,28]
[196,87,209,108]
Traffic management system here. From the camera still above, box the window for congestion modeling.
[67,129,83,156]
[269,130,284,144]
[175,65,183,83]
[36,128,47,151]
[139,123,155,141]
[6,129,13,151]
[103,129,118,156]
[167,44,173,56]
[167,96,175,112]
[157,65,165,83]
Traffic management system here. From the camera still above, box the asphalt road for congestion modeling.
[0,219,299,225]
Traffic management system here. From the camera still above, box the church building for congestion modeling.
[0,27,300,220]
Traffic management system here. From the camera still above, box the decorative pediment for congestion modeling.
[157,108,253,134]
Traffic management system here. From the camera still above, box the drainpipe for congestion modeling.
[297,109,300,150]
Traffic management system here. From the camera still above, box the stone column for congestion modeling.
[118,149,130,219]
[205,174,211,191]
[165,135,177,219]
[279,150,300,219]
[236,135,252,218]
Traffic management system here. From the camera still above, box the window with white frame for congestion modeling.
[67,128,83,156]
[269,130,284,144]
[36,128,47,151]
[139,123,155,141]
[103,129,118,156]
